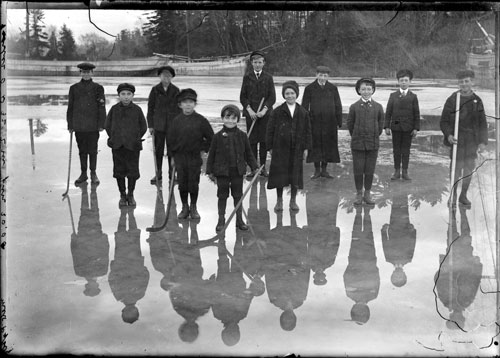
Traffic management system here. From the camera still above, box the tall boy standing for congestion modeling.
[384,69,420,181]
[67,62,106,185]
[147,66,181,184]
[240,50,276,177]
[302,65,343,179]
[440,70,488,207]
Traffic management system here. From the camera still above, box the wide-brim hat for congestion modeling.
[157,65,176,77]
[177,88,197,103]
[355,78,376,95]
[282,80,299,98]
[77,62,95,70]
[117,83,136,93]
[316,65,331,74]
[250,50,265,61]
[221,104,241,120]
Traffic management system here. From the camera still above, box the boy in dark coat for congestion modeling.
[105,83,148,207]
[384,69,420,181]
[206,104,258,232]
[347,78,384,206]
[267,80,312,212]
[168,88,214,220]
[147,65,181,184]
[66,62,106,185]
[240,50,276,177]
[302,65,343,179]
[440,70,488,207]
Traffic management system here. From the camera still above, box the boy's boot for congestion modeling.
[89,154,99,184]
[189,203,200,220]
[354,190,363,205]
[391,168,401,181]
[274,197,283,212]
[289,196,299,211]
[216,198,226,232]
[127,178,137,207]
[363,190,375,205]
[178,203,190,219]
[75,153,88,185]
[402,169,412,181]
[320,162,333,179]
[459,177,472,207]
[216,216,225,232]
[117,178,127,207]
[234,197,248,230]
[311,163,321,179]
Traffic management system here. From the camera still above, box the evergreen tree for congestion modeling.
[29,9,49,59]
[58,24,77,60]
[45,27,59,60]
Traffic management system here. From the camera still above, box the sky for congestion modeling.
[6,8,154,42]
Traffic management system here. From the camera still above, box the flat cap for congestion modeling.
[250,50,265,60]
[117,83,136,93]
[316,65,331,74]
[77,62,95,70]
[355,77,376,95]
[221,104,241,120]
[158,65,176,77]
[456,69,475,79]
[177,88,197,103]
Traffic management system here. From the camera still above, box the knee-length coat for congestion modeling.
[266,102,312,189]
[301,80,342,163]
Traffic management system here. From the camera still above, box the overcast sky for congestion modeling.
[6,9,154,42]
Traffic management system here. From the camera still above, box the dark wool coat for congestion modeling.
[67,79,106,132]
[384,90,420,132]
[146,82,181,132]
[105,102,148,151]
[347,99,384,150]
[440,91,488,149]
[168,112,214,155]
[240,70,276,143]
[302,80,343,163]
[266,103,312,189]
[206,127,258,177]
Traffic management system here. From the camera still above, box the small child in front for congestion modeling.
[347,78,384,205]
[105,83,148,207]
[207,104,259,232]
[168,88,214,220]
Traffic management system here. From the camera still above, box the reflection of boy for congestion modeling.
[240,51,276,177]
[384,69,420,181]
[147,65,181,183]
[440,70,488,207]
[105,83,148,207]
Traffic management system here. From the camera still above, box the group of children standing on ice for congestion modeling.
[67,50,488,232]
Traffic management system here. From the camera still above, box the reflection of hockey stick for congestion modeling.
[152,132,162,194]
[146,165,176,232]
[62,131,73,197]
[64,193,76,235]
[247,97,265,138]
[29,118,36,170]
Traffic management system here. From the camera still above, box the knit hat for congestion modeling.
[77,62,95,70]
[396,69,413,80]
[456,69,475,79]
[355,78,376,95]
[117,83,136,93]
[157,65,176,77]
[221,104,241,120]
[177,88,197,103]
[282,80,299,98]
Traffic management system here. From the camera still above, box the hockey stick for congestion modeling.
[449,91,461,205]
[62,131,73,197]
[247,97,265,138]
[151,132,162,193]
[146,165,176,232]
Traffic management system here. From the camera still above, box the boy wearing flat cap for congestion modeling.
[267,80,312,212]
[440,69,488,207]
[302,65,343,179]
[168,88,214,220]
[384,69,420,181]
[206,104,258,232]
[105,83,148,207]
[347,78,384,206]
[67,62,106,186]
[147,65,181,184]
[240,50,276,177]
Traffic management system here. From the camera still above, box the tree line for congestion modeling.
[7,9,494,78]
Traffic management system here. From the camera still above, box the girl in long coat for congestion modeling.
[267,80,312,212]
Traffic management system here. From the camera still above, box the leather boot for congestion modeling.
[127,193,136,207]
[289,197,299,211]
[189,204,200,220]
[320,163,333,178]
[459,191,471,207]
[236,211,248,230]
[391,168,401,181]
[75,172,88,186]
[119,192,127,207]
[354,190,363,205]
[90,171,100,185]
[178,204,190,219]
[363,190,375,205]
[311,167,321,179]
[402,169,411,181]
[274,198,283,212]
[215,216,225,232]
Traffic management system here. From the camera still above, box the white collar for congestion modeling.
[400,89,408,95]
[362,98,371,103]
[255,71,262,76]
